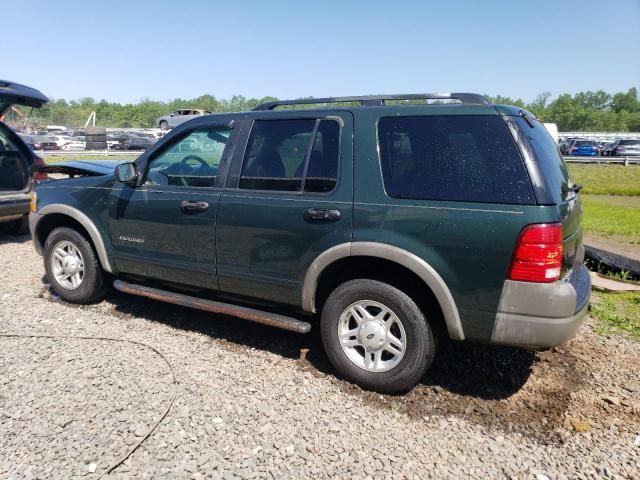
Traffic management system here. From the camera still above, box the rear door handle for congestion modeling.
[181,200,209,213]
[304,208,341,223]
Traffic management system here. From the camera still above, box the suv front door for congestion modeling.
[216,111,353,307]
[108,120,239,288]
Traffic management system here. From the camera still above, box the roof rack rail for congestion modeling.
[252,93,489,111]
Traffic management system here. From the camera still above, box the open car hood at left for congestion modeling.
[0,80,49,116]
[32,160,126,177]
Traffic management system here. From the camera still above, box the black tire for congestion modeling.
[85,141,108,150]
[320,279,435,393]
[0,216,29,235]
[84,127,107,136]
[85,134,107,142]
[44,227,107,303]
[159,120,169,130]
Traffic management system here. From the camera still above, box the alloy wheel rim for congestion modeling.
[337,300,406,373]
[50,240,85,290]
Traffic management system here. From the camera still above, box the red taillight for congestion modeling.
[32,157,49,182]
[508,223,563,283]
[570,147,577,152]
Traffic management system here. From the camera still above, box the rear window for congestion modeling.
[378,115,534,204]
[574,140,596,146]
[619,140,640,145]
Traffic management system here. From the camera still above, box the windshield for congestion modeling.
[619,140,640,145]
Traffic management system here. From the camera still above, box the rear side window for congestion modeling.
[513,116,570,204]
[240,118,340,193]
[378,116,534,204]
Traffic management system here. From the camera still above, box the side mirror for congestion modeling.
[115,162,138,184]
[170,113,175,117]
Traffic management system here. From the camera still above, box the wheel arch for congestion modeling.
[302,242,464,340]
[32,205,113,273]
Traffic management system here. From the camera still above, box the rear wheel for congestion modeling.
[321,279,435,393]
[44,227,107,303]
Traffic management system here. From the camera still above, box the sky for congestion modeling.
[4,0,640,104]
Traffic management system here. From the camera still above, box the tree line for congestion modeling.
[11,88,640,132]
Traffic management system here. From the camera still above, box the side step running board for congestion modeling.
[113,280,311,334]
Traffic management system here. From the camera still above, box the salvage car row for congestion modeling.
[559,137,640,156]
[6,127,163,151]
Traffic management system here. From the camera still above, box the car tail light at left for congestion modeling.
[32,157,49,182]
[508,223,563,283]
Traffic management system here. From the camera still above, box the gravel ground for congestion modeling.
[0,233,639,479]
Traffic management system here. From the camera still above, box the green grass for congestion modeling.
[590,291,640,341]
[581,195,640,245]
[568,164,640,196]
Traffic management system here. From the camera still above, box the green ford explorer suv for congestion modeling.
[30,93,590,393]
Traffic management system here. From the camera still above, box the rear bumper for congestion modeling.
[490,263,591,348]
[568,151,598,156]
[0,193,30,221]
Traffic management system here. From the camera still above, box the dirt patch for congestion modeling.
[324,322,640,443]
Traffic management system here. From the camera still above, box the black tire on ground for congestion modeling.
[159,121,169,130]
[85,134,107,142]
[320,279,435,393]
[84,127,107,136]
[85,142,108,150]
[0,216,29,235]
[44,227,107,304]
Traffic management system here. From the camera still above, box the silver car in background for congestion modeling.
[156,109,211,130]
[611,139,640,156]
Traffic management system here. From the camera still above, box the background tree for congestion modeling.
[18,88,640,132]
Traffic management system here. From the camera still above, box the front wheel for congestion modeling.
[44,227,107,303]
[159,120,169,130]
[321,279,435,393]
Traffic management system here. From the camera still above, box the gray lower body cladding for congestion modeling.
[490,263,591,348]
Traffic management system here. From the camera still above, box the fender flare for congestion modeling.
[32,204,113,273]
[301,242,465,340]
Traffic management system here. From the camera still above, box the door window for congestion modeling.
[144,127,230,188]
[239,118,340,193]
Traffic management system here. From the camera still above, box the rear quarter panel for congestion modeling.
[352,108,560,341]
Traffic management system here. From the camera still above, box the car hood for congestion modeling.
[0,80,49,116]
[33,160,125,176]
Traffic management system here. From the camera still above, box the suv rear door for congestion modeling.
[0,124,32,217]
[216,110,353,307]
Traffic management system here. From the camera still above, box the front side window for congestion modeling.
[145,127,230,188]
[378,115,535,204]
[239,118,340,193]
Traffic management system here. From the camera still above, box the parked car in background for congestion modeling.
[31,93,590,393]
[610,139,640,156]
[112,136,154,150]
[22,135,60,151]
[560,137,579,155]
[62,139,86,150]
[0,79,48,234]
[48,135,74,148]
[157,109,212,130]
[568,139,599,156]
